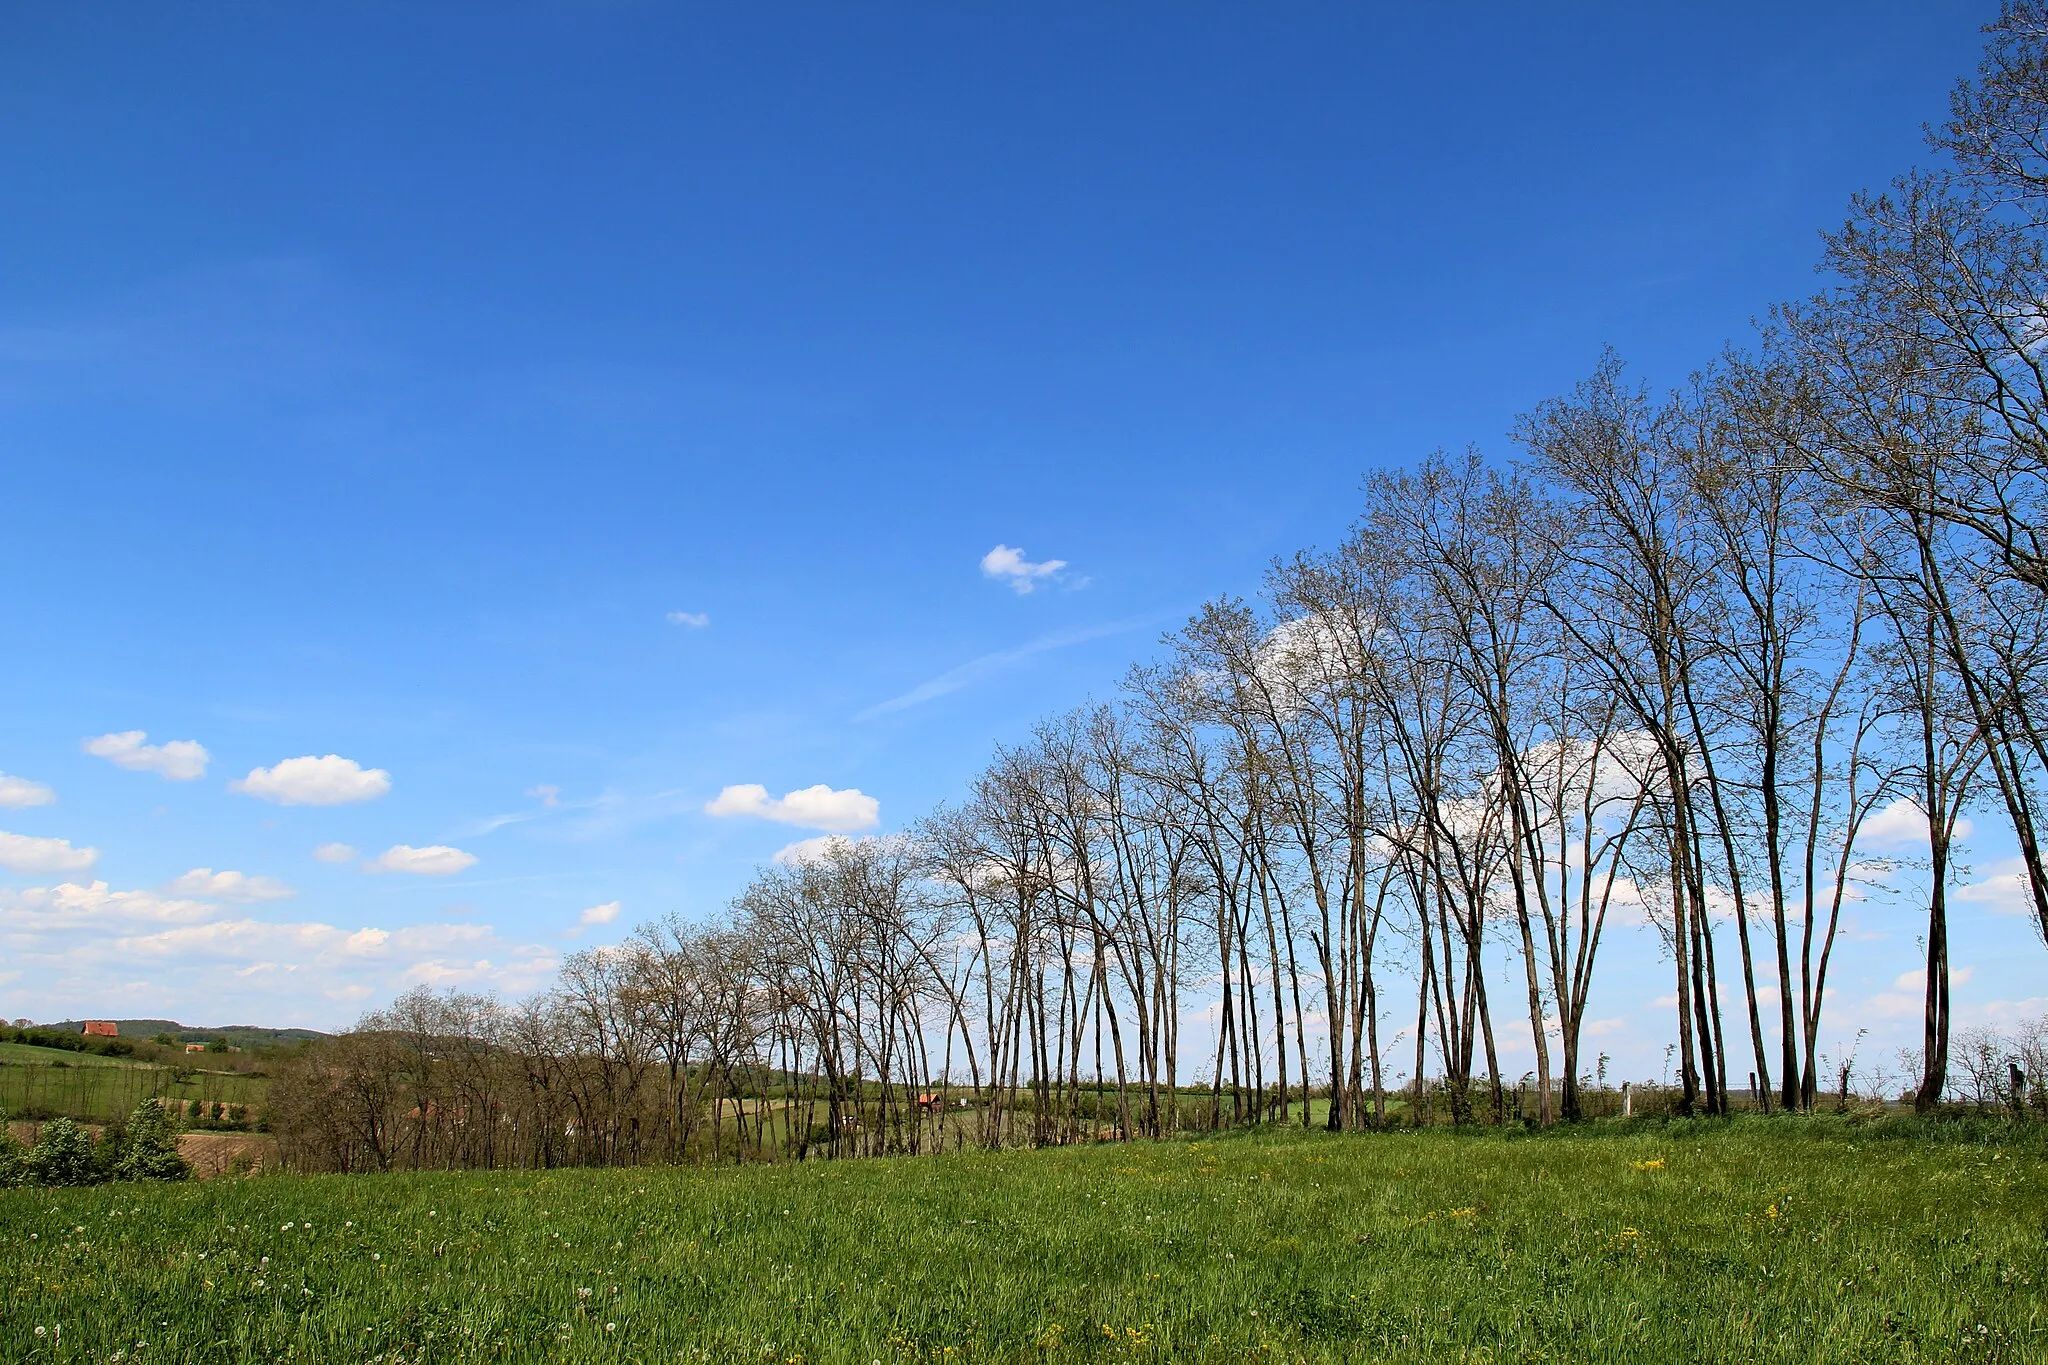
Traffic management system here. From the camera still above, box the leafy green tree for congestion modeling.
[112,1099,190,1182]
[206,1037,230,1054]
[27,1117,102,1187]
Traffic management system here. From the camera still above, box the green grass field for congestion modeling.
[0,1054,269,1124]
[3,1117,2042,1363]
[0,1042,152,1068]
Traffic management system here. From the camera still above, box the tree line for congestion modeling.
[272,4,2048,1172]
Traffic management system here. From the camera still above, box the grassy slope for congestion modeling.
[0,1057,269,1123]
[3,1118,2043,1364]
[0,1042,153,1068]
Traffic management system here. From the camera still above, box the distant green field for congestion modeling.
[3,1116,2041,1362]
[0,1058,268,1123]
[0,1042,150,1068]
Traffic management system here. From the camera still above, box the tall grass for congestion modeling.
[1,1117,2041,1362]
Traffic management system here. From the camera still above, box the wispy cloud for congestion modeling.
[857,618,1152,720]
[454,786,604,838]
[666,610,710,628]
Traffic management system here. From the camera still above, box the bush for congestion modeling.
[26,1117,102,1186]
[0,1124,25,1188]
[112,1099,190,1182]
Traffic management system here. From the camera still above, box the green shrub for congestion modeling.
[112,1099,190,1182]
[0,1123,25,1188]
[26,1117,102,1186]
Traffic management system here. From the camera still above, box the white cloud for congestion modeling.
[774,835,850,866]
[0,880,214,928]
[164,868,295,902]
[1955,856,2037,917]
[1967,995,2048,1027]
[1863,964,1980,1021]
[0,773,56,808]
[0,871,558,1029]
[111,917,494,961]
[773,834,919,867]
[82,731,210,781]
[312,842,359,864]
[233,754,391,805]
[1892,964,1976,992]
[566,900,622,936]
[666,610,710,628]
[526,785,561,808]
[704,783,879,833]
[1860,797,1972,848]
[369,844,478,876]
[981,544,1068,594]
[0,830,98,874]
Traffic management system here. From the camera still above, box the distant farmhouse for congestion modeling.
[80,1020,119,1038]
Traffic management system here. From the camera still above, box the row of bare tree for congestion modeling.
[273,4,2048,1172]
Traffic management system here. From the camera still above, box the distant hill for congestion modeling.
[44,1020,328,1048]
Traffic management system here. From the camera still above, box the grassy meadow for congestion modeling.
[2,1117,2043,1364]
[0,1044,269,1126]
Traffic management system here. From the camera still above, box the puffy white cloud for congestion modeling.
[0,830,98,874]
[1892,964,1976,992]
[704,782,879,833]
[234,755,391,805]
[666,610,710,628]
[774,833,916,867]
[774,834,849,866]
[0,880,215,928]
[1861,964,1980,1021]
[0,773,56,809]
[1955,856,2038,917]
[981,544,1068,594]
[1860,797,1972,848]
[82,731,210,780]
[312,842,359,864]
[369,844,478,876]
[578,900,621,927]
[164,868,295,902]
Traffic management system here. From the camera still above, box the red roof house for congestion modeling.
[81,1020,119,1038]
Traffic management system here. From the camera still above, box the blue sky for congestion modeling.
[2,2,2037,1076]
